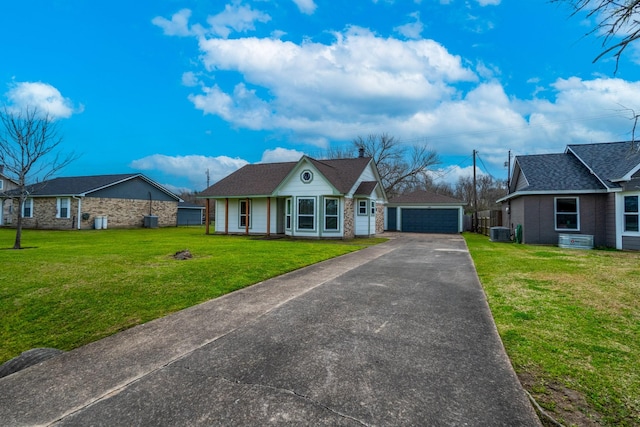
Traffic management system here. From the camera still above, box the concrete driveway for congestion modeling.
[0,233,541,426]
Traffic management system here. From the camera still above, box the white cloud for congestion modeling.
[292,0,317,15]
[476,0,500,5]
[188,26,476,143]
[152,9,193,37]
[260,147,305,163]
[394,12,424,39]
[207,4,271,38]
[5,81,79,119]
[181,71,199,87]
[428,165,487,185]
[130,154,248,190]
[157,9,640,178]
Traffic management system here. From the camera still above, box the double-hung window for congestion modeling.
[57,197,70,218]
[297,197,315,230]
[357,200,367,216]
[239,200,251,228]
[624,195,639,232]
[371,200,376,216]
[324,198,339,231]
[555,197,579,230]
[22,198,33,218]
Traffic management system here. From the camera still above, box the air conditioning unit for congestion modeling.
[490,226,511,242]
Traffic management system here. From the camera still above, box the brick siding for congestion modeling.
[9,197,177,230]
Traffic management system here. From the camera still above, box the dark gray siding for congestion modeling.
[605,193,617,248]
[516,194,608,247]
[88,177,176,201]
[622,236,640,250]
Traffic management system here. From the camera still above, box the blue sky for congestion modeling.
[2,0,640,192]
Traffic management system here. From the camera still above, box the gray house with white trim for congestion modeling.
[499,141,640,250]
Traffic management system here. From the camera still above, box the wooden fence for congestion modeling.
[477,210,502,236]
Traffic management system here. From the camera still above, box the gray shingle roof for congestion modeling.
[199,162,298,197]
[389,190,465,205]
[200,156,374,197]
[515,153,605,192]
[354,181,378,196]
[3,174,180,200]
[568,141,640,189]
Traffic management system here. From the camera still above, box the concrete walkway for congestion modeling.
[0,233,541,426]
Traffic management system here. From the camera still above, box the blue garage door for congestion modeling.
[401,208,459,233]
[386,208,397,231]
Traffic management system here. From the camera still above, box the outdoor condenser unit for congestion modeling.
[490,226,511,242]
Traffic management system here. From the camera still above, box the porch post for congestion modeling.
[205,199,210,235]
[266,197,271,237]
[225,198,229,234]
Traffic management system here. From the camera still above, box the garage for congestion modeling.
[385,190,466,234]
[401,208,459,233]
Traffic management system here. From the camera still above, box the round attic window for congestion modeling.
[300,170,313,183]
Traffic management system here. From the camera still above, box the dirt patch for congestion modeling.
[519,372,602,426]
[173,249,193,260]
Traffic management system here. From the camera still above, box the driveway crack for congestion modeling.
[213,374,371,427]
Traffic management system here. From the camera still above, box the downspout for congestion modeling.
[73,196,82,230]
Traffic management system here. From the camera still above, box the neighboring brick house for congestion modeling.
[1,174,181,230]
[499,141,640,250]
[198,155,387,238]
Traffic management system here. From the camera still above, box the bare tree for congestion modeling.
[351,134,440,197]
[454,174,505,211]
[0,107,76,249]
[554,0,640,72]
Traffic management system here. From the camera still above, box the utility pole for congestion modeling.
[473,150,478,233]
[206,168,210,188]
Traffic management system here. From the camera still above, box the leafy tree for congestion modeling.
[0,107,76,249]
[554,0,640,72]
[349,133,440,197]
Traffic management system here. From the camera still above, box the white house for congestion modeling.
[199,155,387,238]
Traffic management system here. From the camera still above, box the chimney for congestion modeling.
[358,147,365,158]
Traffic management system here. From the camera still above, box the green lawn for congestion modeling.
[0,227,385,365]
[464,233,640,426]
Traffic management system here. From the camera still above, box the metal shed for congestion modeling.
[177,202,205,226]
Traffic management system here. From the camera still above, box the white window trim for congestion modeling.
[238,199,251,229]
[357,199,368,216]
[324,197,340,232]
[623,194,640,234]
[296,197,316,231]
[57,197,71,219]
[554,196,580,231]
[22,198,33,218]
[370,200,376,216]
